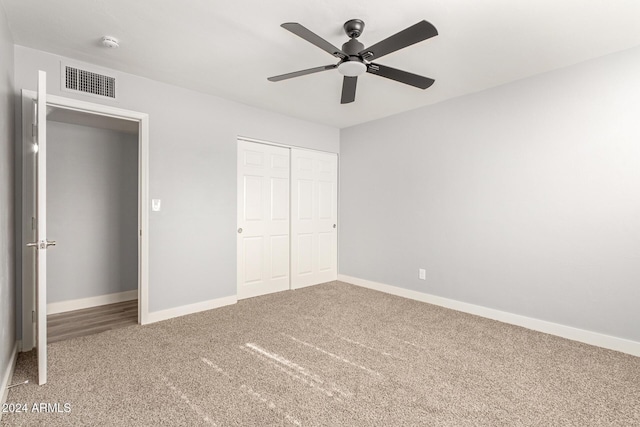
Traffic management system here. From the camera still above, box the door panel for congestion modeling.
[297,234,314,275]
[271,178,289,220]
[243,237,264,284]
[243,176,263,220]
[291,149,338,289]
[36,70,48,385]
[318,181,333,219]
[270,235,289,279]
[297,180,313,219]
[237,141,290,299]
[318,232,332,271]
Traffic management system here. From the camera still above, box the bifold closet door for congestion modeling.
[291,149,338,289]
[237,140,290,299]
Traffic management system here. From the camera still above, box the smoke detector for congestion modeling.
[101,36,119,49]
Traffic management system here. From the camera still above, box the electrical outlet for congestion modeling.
[419,268,426,280]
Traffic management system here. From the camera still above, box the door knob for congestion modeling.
[333,224,337,229]
[46,240,56,247]
[237,228,243,234]
[26,242,38,248]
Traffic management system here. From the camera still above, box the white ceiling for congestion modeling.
[3,0,640,128]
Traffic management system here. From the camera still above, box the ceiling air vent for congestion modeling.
[64,65,116,99]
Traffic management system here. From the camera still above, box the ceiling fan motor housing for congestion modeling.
[338,38,366,76]
[342,38,364,56]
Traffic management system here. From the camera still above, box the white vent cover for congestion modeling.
[64,65,116,99]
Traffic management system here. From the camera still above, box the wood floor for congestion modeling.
[47,300,138,344]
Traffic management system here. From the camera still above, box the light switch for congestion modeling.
[152,199,161,212]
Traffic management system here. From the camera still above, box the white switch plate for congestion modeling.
[419,269,426,280]
[152,199,161,211]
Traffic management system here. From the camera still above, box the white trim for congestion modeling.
[21,89,150,340]
[47,290,138,315]
[145,295,238,324]
[338,274,640,357]
[1,342,19,421]
[237,135,338,155]
[139,115,150,325]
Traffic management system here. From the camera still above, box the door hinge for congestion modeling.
[32,124,37,140]
[32,310,35,323]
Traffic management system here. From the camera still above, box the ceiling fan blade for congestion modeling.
[268,64,337,82]
[359,20,438,61]
[367,63,435,89]
[281,23,346,59]
[341,76,358,104]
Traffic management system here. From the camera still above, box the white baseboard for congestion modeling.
[338,274,640,357]
[1,341,19,422]
[47,290,138,315]
[145,295,237,324]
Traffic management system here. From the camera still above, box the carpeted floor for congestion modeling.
[3,281,639,426]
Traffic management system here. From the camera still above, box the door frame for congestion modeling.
[21,89,150,351]
[236,136,339,297]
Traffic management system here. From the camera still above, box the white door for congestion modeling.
[291,149,338,289]
[237,140,290,299]
[28,71,53,385]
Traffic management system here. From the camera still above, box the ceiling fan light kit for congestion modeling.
[268,18,438,104]
[337,60,366,77]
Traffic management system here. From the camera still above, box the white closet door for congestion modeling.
[291,149,338,289]
[237,140,290,299]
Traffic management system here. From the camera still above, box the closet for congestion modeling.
[236,139,338,299]
[21,75,149,385]
[21,88,145,351]
[45,109,139,342]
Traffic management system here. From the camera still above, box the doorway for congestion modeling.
[236,138,338,300]
[46,110,138,341]
[20,89,150,359]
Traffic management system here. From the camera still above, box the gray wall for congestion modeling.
[47,121,138,303]
[0,2,15,381]
[340,46,640,342]
[14,46,339,337]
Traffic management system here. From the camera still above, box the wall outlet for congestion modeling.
[419,268,426,280]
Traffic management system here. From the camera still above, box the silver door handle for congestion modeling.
[26,240,56,249]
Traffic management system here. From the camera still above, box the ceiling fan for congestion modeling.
[268,19,438,104]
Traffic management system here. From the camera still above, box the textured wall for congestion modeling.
[340,46,640,341]
[47,122,138,302]
[0,1,15,390]
[14,46,339,338]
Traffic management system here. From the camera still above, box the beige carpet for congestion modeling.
[3,281,639,426]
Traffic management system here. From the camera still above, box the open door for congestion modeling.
[21,79,150,364]
[26,70,54,385]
